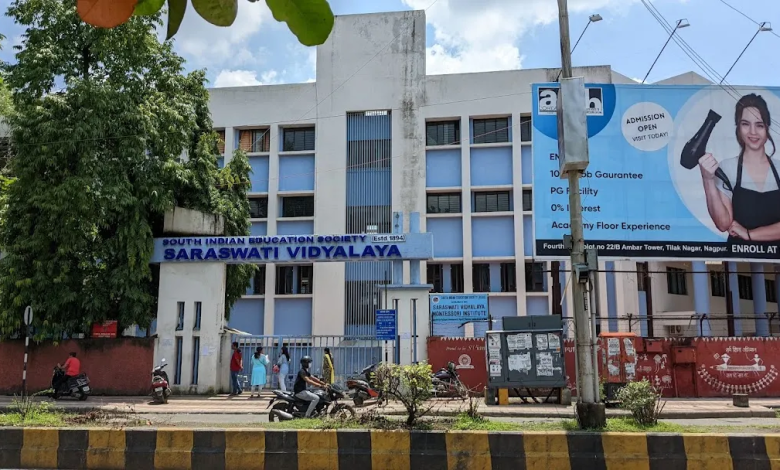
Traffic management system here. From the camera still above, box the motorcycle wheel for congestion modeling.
[329,404,356,420]
[161,393,168,405]
[268,402,288,422]
[454,381,468,400]
[353,395,364,407]
[78,393,89,401]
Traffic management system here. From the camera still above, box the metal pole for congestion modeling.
[588,252,601,402]
[557,0,603,428]
[641,20,681,84]
[720,27,761,84]
[412,299,418,364]
[22,334,29,395]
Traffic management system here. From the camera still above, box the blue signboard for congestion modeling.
[151,233,433,264]
[429,294,488,324]
[533,82,780,261]
[375,309,397,341]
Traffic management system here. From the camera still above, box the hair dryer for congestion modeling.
[680,110,732,191]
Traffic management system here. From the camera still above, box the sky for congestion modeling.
[1,0,780,88]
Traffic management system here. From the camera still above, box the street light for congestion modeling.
[720,22,772,84]
[555,13,603,81]
[641,18,690,84]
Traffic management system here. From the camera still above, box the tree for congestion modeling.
[374,362,435,427]
[0,0,252,339]
[76,0,334,45]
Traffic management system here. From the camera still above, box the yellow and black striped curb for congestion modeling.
[1,428,780,469]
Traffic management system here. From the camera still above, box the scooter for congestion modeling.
[51,366,91,401]
[432,361,467,399]
[346,363,383,406]
[151,359,172,404]
[267,384,355,421]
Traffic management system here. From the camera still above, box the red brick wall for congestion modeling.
[0,338,154,395]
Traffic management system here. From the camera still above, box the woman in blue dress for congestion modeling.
[250,347,269,398]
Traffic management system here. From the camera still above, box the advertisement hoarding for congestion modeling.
[533,83,780,261]
[430,294,489,324]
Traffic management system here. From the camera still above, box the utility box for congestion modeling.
[600,332,639,401]
[485,323,566,392]
[557,77,590,175]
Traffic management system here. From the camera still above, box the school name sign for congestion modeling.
[151,233,434,264]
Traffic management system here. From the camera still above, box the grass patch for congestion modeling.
[0,411,65,427]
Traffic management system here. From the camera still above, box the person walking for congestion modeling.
[229,342,243,396]
[250,347,269,398]
[322,347,335,384]
[276,345,290,392]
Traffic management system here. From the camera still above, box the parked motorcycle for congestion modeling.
[51,366,91,401]
[151,359,172,404]
[267,384,356,421]
[432,361,467,399]
[346,363,384,406]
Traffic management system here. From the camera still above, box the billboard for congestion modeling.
[533,83,780,261]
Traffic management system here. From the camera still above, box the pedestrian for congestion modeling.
[275,345,290,392]
[322,347,335,384]
[250,347,269,398]
[229,342,243,396]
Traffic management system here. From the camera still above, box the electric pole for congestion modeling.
[556,0,606,428]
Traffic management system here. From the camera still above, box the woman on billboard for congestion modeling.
[699,93,780,242]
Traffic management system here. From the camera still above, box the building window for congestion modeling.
[426,120,460,146]
[767,279,777,303]
[450,263,465,293]
[738,275,753,300]
[191,337,200,385]
[193,302,202,331]
[520,116,532,142]
[282,127,315,152]
[427,264,443,293]
[710,272,726,297]
[473,117,510,144]
[253,266,266,295]
[666,267,687,295]
[525,262,545,292]
[522,189,532,212]
[176,302,184,331]
[474,191,511,212]
[249,197,268,219]
[500,262,516,292]
[215,129,226,154]
[346,206,391,234]
[473,264,490,292]
[276,265,313,295]
[636,262,648,292]
[280,196,314,218]
[427,193,461,214]
[239,128,270,153]
[174,336,183,385]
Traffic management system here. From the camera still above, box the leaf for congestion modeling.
[266,0,334,47]
[134,0,166,16]
[191,0,237,27]
[166,0,188,39]
[77,0,139,28]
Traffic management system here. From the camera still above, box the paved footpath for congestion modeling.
[1,394,778,419]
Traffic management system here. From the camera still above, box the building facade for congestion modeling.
[211,10,780,339]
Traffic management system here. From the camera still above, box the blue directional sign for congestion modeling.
[375,309,397,341]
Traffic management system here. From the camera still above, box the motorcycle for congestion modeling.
[151,359,172,404]
[432,361,467,399]
[267,384,356,421]
[346,363,384,407]
[51,367,90,401]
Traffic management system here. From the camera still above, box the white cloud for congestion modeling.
[214,69,282,88]
[402,0,638,75]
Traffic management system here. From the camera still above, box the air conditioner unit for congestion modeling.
[666,324,684,336]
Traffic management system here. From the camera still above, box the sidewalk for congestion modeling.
[1,394,777,419]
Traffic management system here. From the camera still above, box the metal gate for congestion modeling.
[234,335,384,389]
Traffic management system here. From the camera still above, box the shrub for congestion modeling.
[616,379,665,426]
[374,362,433,426]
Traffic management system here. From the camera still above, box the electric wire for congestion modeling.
[716,0,780,41]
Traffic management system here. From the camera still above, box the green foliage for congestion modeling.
[191,0,237,27]
[0,0,252,338]
[134,0,167,16]
[616,379,666,426]
[165,0,187,39]
[374,362,434,427]
[265,0,335,47]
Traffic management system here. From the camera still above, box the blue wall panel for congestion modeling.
[274,298,313,336]
[347,113,391,141]
[346,169,391,206]
[229,299,265,336]
[526,297,549,316]
[426,149,462,188]
[249,156,269,193]
[345,261,391,282]
[279,154,315,192]
[250,222,267,237]
[217,157,225,169]
[521,146,532,184]
[426,217,463,258]
[470,147,513,187]
[277,220,314,235]
[472,216,514,257]
[523,215,533,256]
[475,296,517,337]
